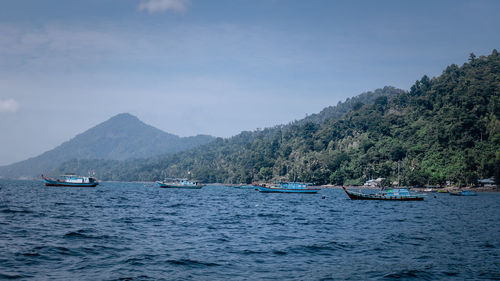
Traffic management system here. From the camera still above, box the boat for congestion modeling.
[423,186,437,192]
[437,189,449,193]
[255,182,320,193]
[232,184,254,189]
[156,179,204,189]
[450,190,477,196]
[41,174,99,187]
[342,186,424,201]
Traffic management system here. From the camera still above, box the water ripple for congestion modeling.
[0,180,498,280]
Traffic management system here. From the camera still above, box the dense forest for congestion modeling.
[55,51,500,187]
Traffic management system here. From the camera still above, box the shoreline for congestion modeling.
[318,185,500,192]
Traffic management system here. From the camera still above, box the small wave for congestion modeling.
[272,250,287,255]
[19,252,41,257]
[0,208,33,214]
[167,259,220,267]
[63,229,109,240]
[112,217,135,224]
[109,275,153,281]
[146,217,164,223]
[481,242,496,249]
[289,241,352,254]
[257,213,285,218]
[382,269,434,280]
[33,245,80,257]
[125,257,146,267]
[123,254,158,266]
[166,203,195,208]
[241,249,266,255]
[442,271,459,276]
[64,230,90,238]
[0,272,28,279]
[54,202,68,206]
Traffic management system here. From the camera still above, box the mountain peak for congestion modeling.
[107,113,141,123]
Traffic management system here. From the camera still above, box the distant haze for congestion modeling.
[1,0,499,165]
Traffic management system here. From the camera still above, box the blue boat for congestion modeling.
[41,174,99,187]
[255,182,320,193]
[156,179,204,189]
[450,190,477,196]
[342,186,424,201]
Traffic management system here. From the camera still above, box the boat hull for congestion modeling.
[450,191,477,196]
[156,182,204,189]
[42,175,98,187]
[342,187,424,201]
[256,185,320,193]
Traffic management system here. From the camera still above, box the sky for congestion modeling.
[0,0,499,165]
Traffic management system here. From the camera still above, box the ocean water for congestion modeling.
[0,180,499,280]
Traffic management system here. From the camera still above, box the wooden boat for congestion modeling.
[342,186,424,201]
[156,179,204,189]
[255,182,320,193]
[450,190,477,196]
[41,174,98,187]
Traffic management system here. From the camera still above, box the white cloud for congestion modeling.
[138,0,189,14]
[0,98,19,113]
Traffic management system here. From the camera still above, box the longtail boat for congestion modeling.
[255,182,320,194]
[156,179,204,189]
[342,186,424,201]
[41,174,98,187]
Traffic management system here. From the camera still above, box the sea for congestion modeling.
[0,180,499,280]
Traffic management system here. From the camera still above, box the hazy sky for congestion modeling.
[0,0,499,165]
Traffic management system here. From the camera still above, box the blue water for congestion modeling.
[0,180,499,280]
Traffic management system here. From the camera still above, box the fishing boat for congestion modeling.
[450,190,477,196]
[156,179,204,189]
[342,186,424,201]
[41,174,99,187]
[255,182,320,193]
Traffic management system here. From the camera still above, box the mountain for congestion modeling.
[52,86,408,182]
[0,113,214,178]
[49,51,500,186]
[61,50,499,186]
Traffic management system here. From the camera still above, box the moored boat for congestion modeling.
[423,186,437,192]
[450,190,477,196]
[156,179,204,189]
[232,184,254,189]
[255,182,320,193]
[41,174,99,187]
[342,186,424,201]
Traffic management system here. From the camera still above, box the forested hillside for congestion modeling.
[55,51,500,186]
